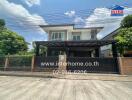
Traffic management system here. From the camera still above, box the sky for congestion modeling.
[0,0,132,49]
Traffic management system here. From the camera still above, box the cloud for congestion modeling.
[85,8,122,27]
[64,11,76,17]
[64,10,85,25]
[84,7,132,39]
[28,35,47,49]
[23,0,41,7]
[0,0,47,35]
[124,7,132,15]
[74,17,84,23]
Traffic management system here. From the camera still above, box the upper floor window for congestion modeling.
[72,32,81,41]
[51,31,65,41]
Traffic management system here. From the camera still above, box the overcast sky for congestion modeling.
[0,0,132,49]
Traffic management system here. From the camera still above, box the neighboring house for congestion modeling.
[101,27,132,57]
[101,28,119,57]
[34,24,117,57]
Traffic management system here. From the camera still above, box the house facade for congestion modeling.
[34,24,117,57]
[33,24,119,73]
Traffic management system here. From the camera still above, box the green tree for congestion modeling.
[0,19,5,28]
[0,19,5,32]
[121,15,132,28]
[17,49,35,55]
[0,19,28,55]
[115,28,132,56]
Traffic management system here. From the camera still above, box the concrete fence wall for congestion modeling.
[118,57,132,75]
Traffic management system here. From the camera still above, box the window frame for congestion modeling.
[50,30,66,41]
[72,32,81,41]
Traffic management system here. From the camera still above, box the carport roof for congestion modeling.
[34,40,116,47]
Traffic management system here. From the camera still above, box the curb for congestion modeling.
[0,71,132,82]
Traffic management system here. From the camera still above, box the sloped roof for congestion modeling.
[101,27,120,40]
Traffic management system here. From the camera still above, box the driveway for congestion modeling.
[0,76,132,100]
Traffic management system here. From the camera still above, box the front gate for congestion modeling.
[67,57,119,73]
[34,56,119,73]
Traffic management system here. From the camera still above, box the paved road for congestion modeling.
[0,76,132,100]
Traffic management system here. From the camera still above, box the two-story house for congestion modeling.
[34,24,117,57]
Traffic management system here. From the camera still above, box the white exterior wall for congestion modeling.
[81,31,91,40]
[67,30,91,40]
[67,30,72,40]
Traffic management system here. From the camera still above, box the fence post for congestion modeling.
[31,55,35,72]
[4,56,9,71]
[118,57,123,75]
[58,55,67,71]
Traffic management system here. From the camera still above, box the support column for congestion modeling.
[46,47,48,57]
[31,55,35,72]
[36,44,40,56]
[66,48,69,57]
[95,48,100,57]
[112,43,118,57]
[4,56,9,71]
[58,55,67,71]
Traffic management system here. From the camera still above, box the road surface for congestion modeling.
[0,76,132,100]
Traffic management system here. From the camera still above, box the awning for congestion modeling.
[34,40,116,47]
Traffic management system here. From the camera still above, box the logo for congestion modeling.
[111,5,124,16]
